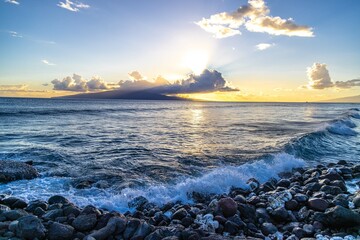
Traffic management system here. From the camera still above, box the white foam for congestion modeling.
[0,153,305,212]
[326,120,358,136]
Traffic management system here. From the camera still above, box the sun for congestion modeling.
[182,50,208,75]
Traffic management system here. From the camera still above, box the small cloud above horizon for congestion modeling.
[57,0,89,12]
[42,59,56,66]
[4,0,19,5]
[306,62,360,90]
[255,43,275,51]
[196,0,314,39]
[9,31,22,38]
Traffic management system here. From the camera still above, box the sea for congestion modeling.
[0,98,359,212]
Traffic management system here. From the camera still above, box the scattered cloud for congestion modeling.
[4,0,19,5]
[128,71,146,81]
[9,31,22,38]
[306,63,360,90]
[42,59,56,66]
[255,43,274,51]
[57,0,89,12]
[0,84,46,93]
[51,74,114,92]
[196,0,313,38]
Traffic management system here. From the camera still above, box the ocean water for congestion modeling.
[0,98,359,212]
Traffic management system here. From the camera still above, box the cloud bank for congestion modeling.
[51,69,238,94]
[306,63,360,90]
[196,0,314,38]
[51,74,113,92]
[57,0,89,12]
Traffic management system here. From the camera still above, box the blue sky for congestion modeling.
[0,0,359,101]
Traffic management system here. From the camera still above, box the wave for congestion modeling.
[0,153,304,212]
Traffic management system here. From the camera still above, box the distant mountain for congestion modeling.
[56,89,186,101]
[322,95,360,103]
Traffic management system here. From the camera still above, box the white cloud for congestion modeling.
[9,31,22,38]
[306,63,360,90]
[57,0,89,12]
[128,71,145,81]
[42,59,56,66]
[255,43,274,51]
[196,0,313,38]
[4,0,19,5]
[51,74,114,92]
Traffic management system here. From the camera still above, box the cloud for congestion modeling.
[0,84,46,93]
[128,71,145,81]
[196,0,313,38]
[255,43,274,51]
[42,59,56,66]
[57,0,89,12]
[306,63,360,90]
[119,69,238,94]
[51,74,114,92]
[4,0,19,5]
[9,31,22,38]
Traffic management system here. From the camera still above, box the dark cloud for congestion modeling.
[119,69,238,94]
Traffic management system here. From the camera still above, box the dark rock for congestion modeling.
[270,207,289,222]
[128,196,149,211]
[320,185,343,195]
[304,182,322,192]
[255,208,271,223]
[330,180,347,191]
[12,199,27,209]
[308,198,329,212]
[181,216,194,227]
[285,200,299,211]
[48,195,69,205]
[33,207,46,217]
[238,203,255,221]
[294,194,308,203]
[247,196,260,205]
[63,206,81,217]
[42,209,63,220]
[0,160,39,182]
[217,198,237,218]
[81,205,101,216]
[123,218,141,239]
[324,205,360,227]
[48,222,74,240]
[332,194,349,208]
[25,200,48,212]
[322,172,343,181]
[261,223,277,236]
[172,208,187,220]
[145,229,163,240]
[233,195,246,204]
[247,178,259,191]
[2,209,28,220]
[132,221,152,239]
[87,217,125,240]
[337,160,347,165]
[353,195,360,208]
[277,179,291,188]
[0,204,11,212]
[16,215,46,239]
[297,206,310,221]
[72,213,98,231]
[292,227,306,239]
[224,220,238,235]
[228,214,245,229]
[303,224,314,236]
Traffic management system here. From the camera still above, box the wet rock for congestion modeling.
[12,199,27,209]
[87,217,126,240]
[224,220,238,235]
[48,195,69,205]
[294,194,308,203]
[48,222,74,240]
[303,224,314,236]
[42,209,63,220]
[72,213,98,231]
[25,200,48,212]
[308,198,329,212]
[128,196,149,211]
[320,185,343,195]
[16,215,46,239]
[132,221,152,239]
[247,178,260,191]
[270,207,289,222]
[0,160,39,182]
[0,204,11,212]
[261,223,277,236]
[324,205,360,227]
[123,218,141,239]
[353,194,360,208]
[63,205,81,217]
[2,209,28,220]
[277,179,291,188]
[172,208,188,220]
[33,207,46,217]
[238,203,255,221]
[292,227,306,239]
[337,160,347,165]
[217,198,237,218]
[285,200,299,211]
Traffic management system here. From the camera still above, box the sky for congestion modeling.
[0,0,360,101]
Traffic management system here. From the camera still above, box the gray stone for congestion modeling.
[48,195,69,205]
[87,217,126,240]
[132,221,152,239]
[308,198,329,212]
[42,209,63,220]
[261,222,277,236]
[217,197,237,217]
[320,185,343,195]
[172,208,187,220]
[16,215,46,239]
[0,160,39,182]
[123,218,141,239]
[324,205,360,227]
[2,209,28,220]
[72,213,98,231]
[48,222,74,240]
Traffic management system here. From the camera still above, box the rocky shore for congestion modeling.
[1,160,360,240]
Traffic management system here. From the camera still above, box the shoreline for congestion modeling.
[0,160,359,240]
